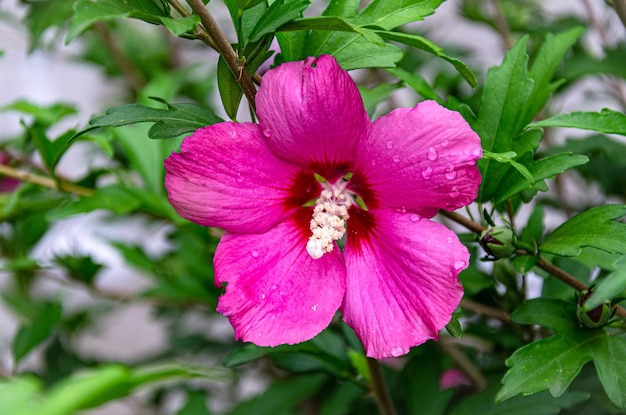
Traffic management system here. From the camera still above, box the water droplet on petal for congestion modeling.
[251,250,259,258]
[454,260,467,270]
[421,167,433,179]
[390,346,406,357]
[311,304,318,311]
[470,148,481,157]
[409,214,421,222]
[236,175,244,183]
[371,160,377,167]
[392,154,401,163]
[262,128,271,137]
[261,294,266,299]
[445,165,457,180]
[441,139,449,148]
[449,186,460,197]
[386,140,394,149]
[428,147,438,161]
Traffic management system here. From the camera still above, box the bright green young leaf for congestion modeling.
[497,333,597,402]
[323,0,360,18]
[248,0,310,42]
[2,100,77,127]
[474,36,534,202]
[354,0,444,30]
[359,83,401,116]
[376,31,477,87]
[385,67,441,102]
[493,153,589,204]
[589,335,626,409]
[67,0,170,43]
[584,255,626,310]
[540,205,626,256]
[0,376,41,415]
[519,27,585,130]
[482,150,534,184]
[12,302,63,364]
[529,108,626,136]
[177,391,211,415]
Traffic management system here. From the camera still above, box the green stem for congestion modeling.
[367,358,397,415]
[186,0,257,111]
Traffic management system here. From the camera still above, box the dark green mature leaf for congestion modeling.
[540,205,626,256]
[354,0,444,30]
[322,0,360,18]
[497,333,597,401]
[519,26,584,129]
[449,382,589,415]
[511,298,579,334]
[493,153,589,204]
[248,0,310,42]
[584,256,626,310]
[217,56,244,120]
[590,335,626,409]
[26,126,73,175]
[278,16,363,34]
[229,374,327,415]
[377,31,477,87]
[12,302,63,364]
[474,36,534,202]
[176,391,211,415]
[67,0,170,43]
[73,99,222,140]
[529,108,626,136]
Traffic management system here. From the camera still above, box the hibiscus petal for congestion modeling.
[215,211,346,346]
[342,208,467,359]
[352,100,481,217]
[256,55,369,179]
[165,122,312,234]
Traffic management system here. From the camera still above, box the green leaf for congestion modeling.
[229,374,327,415]
[26,125,73,175]
[217,56,244,120]
[358,83,401,116]
[322,0,360,18]
[46,186,143,220]
[482,150,534,184]
[493,153,589,204]
[584,255,626,310]
[540,205,626,256]
[519,27,585,129]
[304,30,403,70]
[474,36,534,202]
[385,67,441,102]
[354,0,444,30]
[12,302,63,364]
[2,100,77,127]
[248,0,310,42]
[449,382,589,415]
[511,298,579,334]
[67,0,170,43]
[277,16,363,34]
[496,332,596,402]
[529,108,626,136]
[0,376,41,415]
[376,31,477,87]
[590,335,626,409]
[73,99,223,140]
[176,391,211,415]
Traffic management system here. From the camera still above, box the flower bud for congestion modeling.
[480,226,516,259]
[577,289,614,328]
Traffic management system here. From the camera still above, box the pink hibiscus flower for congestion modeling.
[164,55,482,359]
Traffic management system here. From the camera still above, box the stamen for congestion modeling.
[306,188,352,259]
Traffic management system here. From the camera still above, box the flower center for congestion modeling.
[306,184,352,259]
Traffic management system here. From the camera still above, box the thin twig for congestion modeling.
[186,0,257,111]
[438,337,487,392]
[490,0,513,49]
[367,358,397,415]
[440,210,626,319]
[0,164,94,197]
[460,298,512,324]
